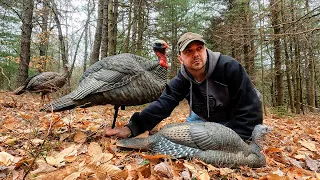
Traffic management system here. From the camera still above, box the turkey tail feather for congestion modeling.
[117,137,154,151]
[13,86,26,95]
[41,95,75,112]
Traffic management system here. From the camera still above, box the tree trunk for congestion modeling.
[124,0,133,53]
[90,0,104,64]
[83,0,94,72]
[16,0,34,87]
[108,0,118,55]
[131,0,139,54]
[314,64,318,108]
[289,0,301,114]
[280,0,294,112]
[113,0,119,54]
[242,0,255,82]
[51,0,67,67]
[258,0,267,115]
[101,0,108,58]
[270,0,284,106]
[305,0,315,112]
[39,1,50,72]
[71,30,85,75]
[294,38,301,114]
[136,0,144,56]
[169,4,178,79]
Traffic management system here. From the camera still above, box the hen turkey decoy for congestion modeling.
[117,122,271,168]
[13,65,70,103]
[41,40,169,128]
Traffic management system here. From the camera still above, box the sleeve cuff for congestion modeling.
[125,112,144,137]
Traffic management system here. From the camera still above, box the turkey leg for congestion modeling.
[111,105,126,128]
[112,105,120,128]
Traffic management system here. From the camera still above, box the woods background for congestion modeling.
[0,0,319,115]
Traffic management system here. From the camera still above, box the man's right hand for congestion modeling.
[104,126,132,138]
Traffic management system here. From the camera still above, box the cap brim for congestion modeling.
[180,39,206,52]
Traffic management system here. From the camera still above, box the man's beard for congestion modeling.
[190,58,205,71]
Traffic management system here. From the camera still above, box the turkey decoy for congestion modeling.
[117,122,271,168]
[13,65,70,103]
[41,40,169,128]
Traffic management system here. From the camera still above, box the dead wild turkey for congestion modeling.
[41,40,169,128]
[13,65,70,102]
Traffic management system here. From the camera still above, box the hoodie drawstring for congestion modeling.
[206,80,210,118]
[189,81,193,116]
[189,80,210,118]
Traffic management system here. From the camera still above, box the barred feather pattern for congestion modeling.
[151,136,201,159]
[117,122,270,168]
[41,53,167,111]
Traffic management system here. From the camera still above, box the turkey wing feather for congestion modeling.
[26,72,61,90]
[71,66,144,100]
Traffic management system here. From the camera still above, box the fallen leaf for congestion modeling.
[179,168,191,180]
[88,142,102,156]
[272,168,285,176]
[77,144,88,155]
[14,157,31,169]
[286,169,303,180]
[12,170,24,180]
[136,163,151,179]
[266,174,289,180]
[30,160,57,175]
[59,133,70,142]
[305,155,319,172]
[153,161,172,178]
[286,167,312,179]
[4,138,17,145]
[46,156,60,167]
[294,154,306,160]
[74,131,87,143]
[265,147,283,154]
[197,170,210,180]
[34,165,78,180]
[219,168,233,176]
[46,144,80,167]
[0,151,15,166]
[286,157,303,168]
[298,140,318,152]
[141,154,170,160]
[63,171,81,180]
[89,153,113,166]
[101,164,126,177]
[235,175,244,180]
[183,162,198,176]
[286,119,295,124]
[64,155,77,163]
[31,138,44,146]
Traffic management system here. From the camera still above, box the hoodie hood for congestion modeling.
[180,49,221,118]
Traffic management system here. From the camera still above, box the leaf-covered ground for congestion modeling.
[0,91,319,180]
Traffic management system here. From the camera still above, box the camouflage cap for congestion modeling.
[177,32,206,52]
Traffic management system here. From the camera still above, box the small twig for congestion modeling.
[0,66,11,89]
[23,115,61,179]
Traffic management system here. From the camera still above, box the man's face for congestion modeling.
[178,41,207,72]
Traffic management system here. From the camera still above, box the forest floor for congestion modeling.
[0,91,319,180]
